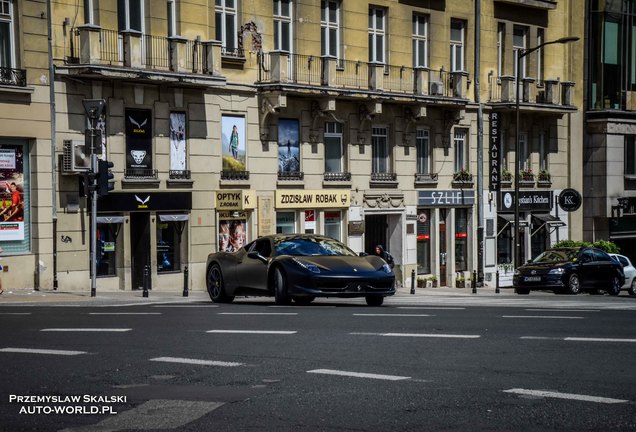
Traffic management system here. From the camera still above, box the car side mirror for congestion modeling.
[359,252,368,257]
[247,251,268,264]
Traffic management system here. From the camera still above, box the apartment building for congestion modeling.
[3,0,583,292]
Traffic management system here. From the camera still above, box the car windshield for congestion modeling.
[274,237,357,257]
[531,249,578,264]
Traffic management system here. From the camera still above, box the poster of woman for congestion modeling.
[278,119,300,174]
[221,116,246,172]
[0,147,26,241]
[218,212,247,252]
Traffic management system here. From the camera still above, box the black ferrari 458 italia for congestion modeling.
[206,234,396,306]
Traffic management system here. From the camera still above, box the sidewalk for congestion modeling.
[0,285,514,306]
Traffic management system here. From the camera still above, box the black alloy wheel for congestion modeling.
[207,264,234,303]
[567,273,581,295]
[274,267,291,305]
[607,276,621,296]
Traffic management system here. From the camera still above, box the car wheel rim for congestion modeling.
[570,275,580,293]
[613,277,620,294]
[211,267,222,298]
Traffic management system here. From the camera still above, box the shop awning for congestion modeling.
[497,214,529,237]
[531,213,566,237]
[96,216,124,224]
[158,214,190,222]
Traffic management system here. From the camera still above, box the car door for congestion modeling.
[237,238,272,291]
[577,249,597,288]
[593,249,615,288]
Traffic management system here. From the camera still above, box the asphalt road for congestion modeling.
[1,294,635,431]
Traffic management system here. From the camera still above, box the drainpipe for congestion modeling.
[46,1,58,289]
[475,0,484,286]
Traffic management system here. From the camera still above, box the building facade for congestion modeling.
[1,0,583,292]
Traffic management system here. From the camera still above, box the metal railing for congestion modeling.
[0,67,27,87]
[371,172,397,182]
[278,171,304,181]
[169,170,191,179]
[221,170,250,180]
[124,168,158,179]
[292,54,321,85]
[383,65,415,93]
[323,172,352,182]
[144,34,170,69]
[332,59,368,89]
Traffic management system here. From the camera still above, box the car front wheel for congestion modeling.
[274,267,291,305]
[567,273,581,295]
[607,276,621,296]
[629,279,636,296]
[207,264,234,303]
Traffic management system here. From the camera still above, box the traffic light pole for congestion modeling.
[90,151,98,297]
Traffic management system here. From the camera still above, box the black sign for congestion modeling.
[489,111,502,191]
[499,190,552,212]
[558,188,582,212]
[418,190,475,207]
[97,192,192,212]
[125,109,152,170]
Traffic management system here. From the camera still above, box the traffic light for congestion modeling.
[97,159,115,197]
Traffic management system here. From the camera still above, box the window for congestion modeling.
[513,25,528,79]
[625,136,636,176]
[118,0,144,32]
[497,22,505,77]
[324,122,343,173]
[0,140,31,253]
[0,0,16,69]
[156,219,183,273]
[324,211,342,241]
[167,0,178,37]
[276,211,296,233]
[416,127,431,174]
[537,28,544,84]
[453,129,468,172]
[215,0,238,55]
[450,19,465,72]
[368,7,386,63]
[273,0,292,52]
[413,14,428,68]
[455,208,468,272]
[416,209,431,274]
[538,130,548,171]
[321,0,341,59]
[84,0,98,26]
[96,221,121,277]
[372,126,389,173]
[518,131,529,171]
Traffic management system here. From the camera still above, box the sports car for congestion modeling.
[206,234,396,306]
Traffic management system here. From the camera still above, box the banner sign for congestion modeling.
[0,147,25,241]
[489,111,502,191]
[275,190,350,209]
[214,190,256,210]
[125,109,152,171]
[499,190,553,212]
[418,190,475,207]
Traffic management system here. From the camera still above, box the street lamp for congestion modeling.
[514,36,579,271]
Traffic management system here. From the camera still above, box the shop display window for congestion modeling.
[157,221,181,272]
[277,211,296,234]
[96,224,117,277]
[416,209,431,274]
[455,208,468,272]
[324,211,341,241]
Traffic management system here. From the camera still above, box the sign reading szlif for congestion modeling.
[558,188,582,212]
[489,111,502,191]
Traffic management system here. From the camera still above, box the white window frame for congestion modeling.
[118,0,144,32]
[453,128,468,172]
[372,126,390,173]
[368,7,386,64]
[321,0,341,60]
[518,131,529,171]
[274,0,293,53]
[0,0,16,68]
[167,0,178,37]
[216,0,238,54]
[497,22,505,78]
[84,0,96,26]
[412,13,429,68]
[513,25,528,80]
[324,122,343,173]
[416,127,431,174]
[450,19,465,72]
[537,28,545,84]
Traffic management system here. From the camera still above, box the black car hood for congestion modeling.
[289,255,385,273]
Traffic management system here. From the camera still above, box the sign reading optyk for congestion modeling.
[489,111,502,191]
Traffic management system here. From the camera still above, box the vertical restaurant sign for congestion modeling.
[0,147,25,241]
[489,111,501,191]
[126,109,152,170]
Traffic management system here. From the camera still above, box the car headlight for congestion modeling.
[381,263,392,274]
[292,258,321,273]
[548,268,564,274]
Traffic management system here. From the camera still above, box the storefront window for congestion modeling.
[324,211,341,241]
[416,209,431,274]
[218,212,247,252]
[0,140,30,253]
[157,221,181,272]
[96,224,117,276]
[276,211,296,234]
[497,218,513,264]
[455,208,468,272]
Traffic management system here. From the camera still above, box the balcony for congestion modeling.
[122,168,160,188]
[167,170,193,188]
[60,26,225,87]
[278,171,304,181]
[452,170,474,188]
[323,171,352,187]
[221,170,250,181]
[0,67,27,87]
[370,172,398,188]
[414,172,439,187]
[488,74,576,112]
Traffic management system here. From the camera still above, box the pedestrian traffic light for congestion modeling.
[97,159,115,197]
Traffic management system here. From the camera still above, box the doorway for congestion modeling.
[364,214,388,255]
[130,212,150,290]
[439,208,447,286]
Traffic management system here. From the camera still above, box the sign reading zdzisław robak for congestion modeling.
[275,190,350,209]
[489,111,502,191]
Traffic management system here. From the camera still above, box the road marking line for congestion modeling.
[153,305,219,308]
[307,369,410,381]
[503,388,628,404]
[565,337,636,343]
[520,336,561,340]
[0,347,87,356]
[41,328,132,332]
[525,309,599,312]
[502,315,584,319]
[350,332,480,339]
[150,357,243,367]
[218,312,298,316]
[398,307,465,310]
[206,330,297,334]
[0,312,32,315]
[353,313,432,317]
[88,312,161,315]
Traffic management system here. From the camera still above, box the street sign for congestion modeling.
[558,188,582,212]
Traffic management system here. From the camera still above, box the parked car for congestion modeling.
[513,247,624,295]
[609,253,636,296]
[206,234,395,306]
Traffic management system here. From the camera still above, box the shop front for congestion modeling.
[274,189,351,240]
[214,190,256,252]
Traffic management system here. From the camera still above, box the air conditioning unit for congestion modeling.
[62,140,90,174]
[429,80,444,96]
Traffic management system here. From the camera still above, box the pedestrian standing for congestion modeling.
[374,244,394,269]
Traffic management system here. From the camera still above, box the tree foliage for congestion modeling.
[553,239,620,253]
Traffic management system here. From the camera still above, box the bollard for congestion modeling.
[495,270,500,294]
[472,270,477,294]
[143,265,149,298]
[410,269,415,295]
[182,265,189,297]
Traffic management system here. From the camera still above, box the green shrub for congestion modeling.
[552,239,619,253]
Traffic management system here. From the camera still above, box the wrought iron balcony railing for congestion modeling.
[221,170,250,181]
[0,67,27,87]
[371,172,397,182]
[278,171,304,181]
[169,170,191,180]
[124,168,158,179]
[323,172,352,182]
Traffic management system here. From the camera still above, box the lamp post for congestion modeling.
[513,36,578,271]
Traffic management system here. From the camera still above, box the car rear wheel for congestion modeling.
[365,296,384,306]
[207,264,234,303]
[629,279,636,296]
[292,296,315,306]
[274,267,291,305]
[567,273,581,295]
[607,276,621,296]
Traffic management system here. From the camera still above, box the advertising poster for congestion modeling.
[278,118,300,173]
[218,211,247,252]
[0,147,25,241]
[170,112,187,171]
[125,109,152,171]
[221,115,246,172]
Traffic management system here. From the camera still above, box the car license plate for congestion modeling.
[524,276,541,282]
